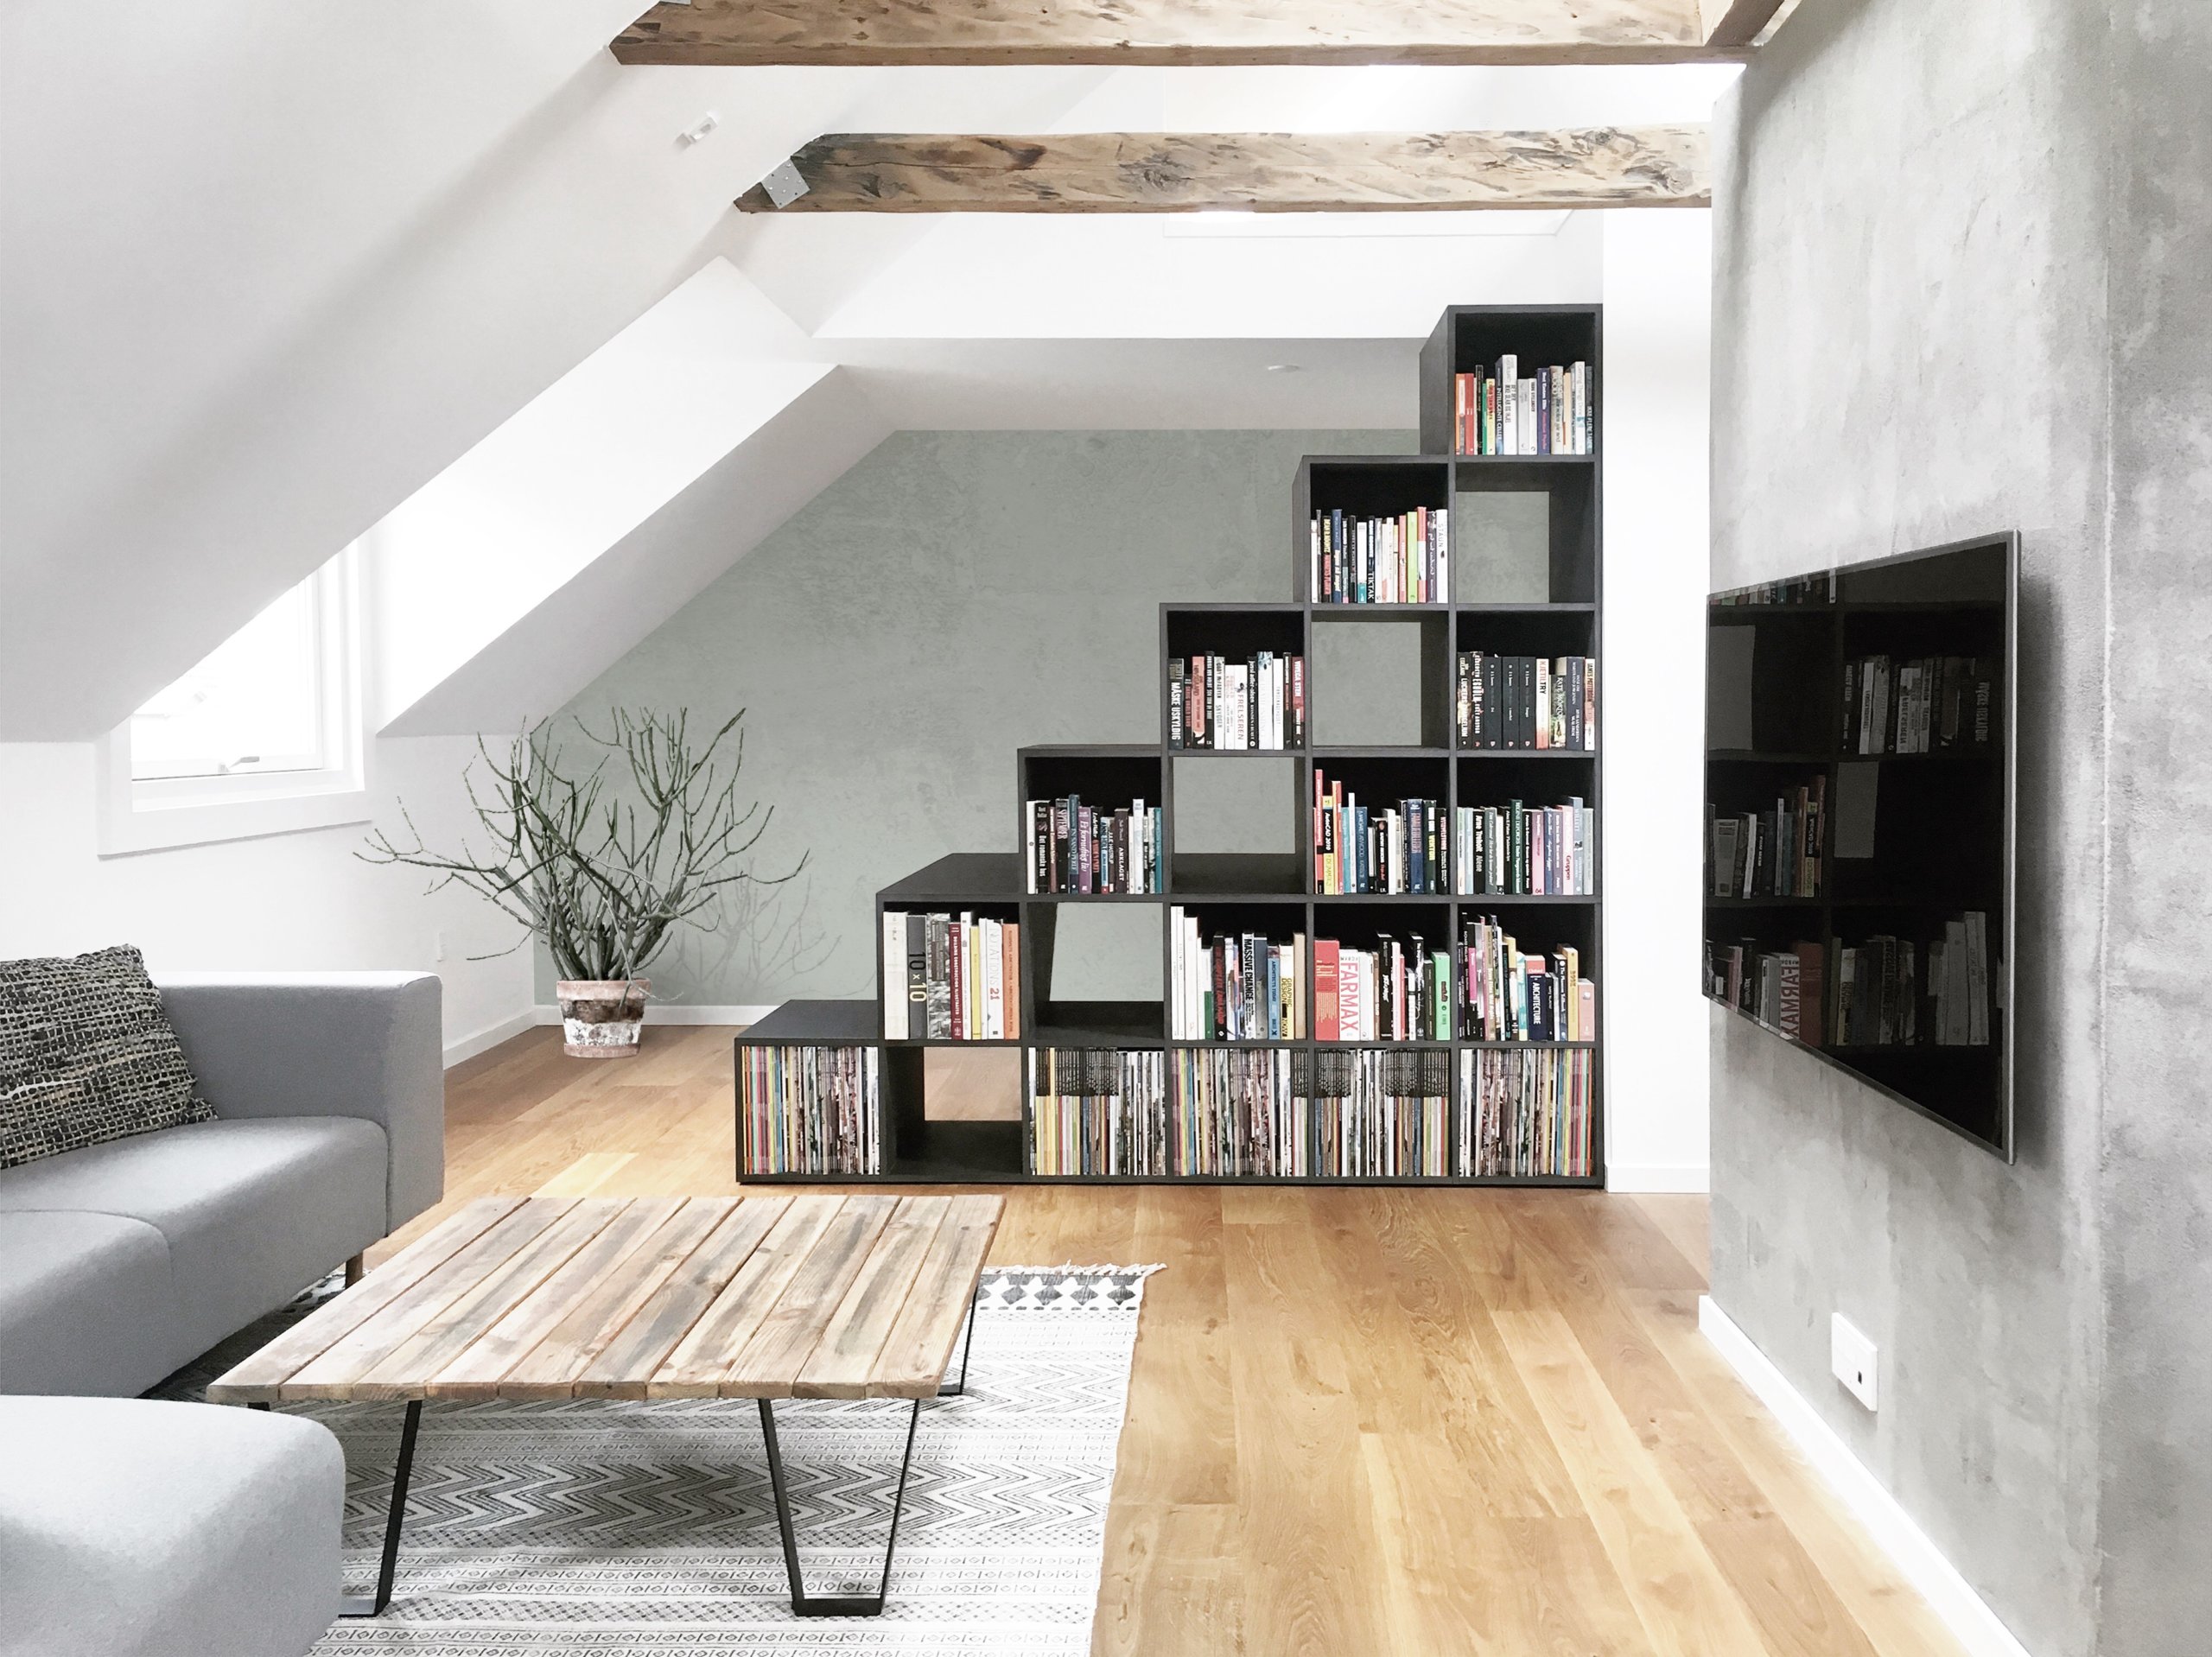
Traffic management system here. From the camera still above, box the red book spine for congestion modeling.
[1316,938,1341,1042]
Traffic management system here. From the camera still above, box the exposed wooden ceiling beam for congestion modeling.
[615,1,1745,67]
[734,129,1710,213]
[1699,0,1793,47]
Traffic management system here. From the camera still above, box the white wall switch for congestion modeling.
[434,930,448,963]
[1831,1312,1878,1411]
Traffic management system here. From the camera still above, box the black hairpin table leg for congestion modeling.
[340,1399,423,1617]
[938,1279,983,1398]
[757,1395,924,1617]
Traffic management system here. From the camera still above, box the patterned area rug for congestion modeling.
[163,1266,1156,1654]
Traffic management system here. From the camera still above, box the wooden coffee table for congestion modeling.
[208,1192,1003,1618]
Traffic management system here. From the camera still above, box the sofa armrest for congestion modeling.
[153,973,444,1235]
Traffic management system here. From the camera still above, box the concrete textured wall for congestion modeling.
[2094,3,2212,1652]
[1709,0,2112,1651]
[556,429,1408,1006]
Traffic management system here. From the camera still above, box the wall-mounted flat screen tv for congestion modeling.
[1704,533,2017,1159]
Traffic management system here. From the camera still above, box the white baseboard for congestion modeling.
[442,1009,538,1069]
[1605,1163,1711,1194]
[1697,1297,2031,1657]
[531,1003,775,1027]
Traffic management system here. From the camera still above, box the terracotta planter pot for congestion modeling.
[556,979,650,1059]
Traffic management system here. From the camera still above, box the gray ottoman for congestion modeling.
[0,1397,342,1657]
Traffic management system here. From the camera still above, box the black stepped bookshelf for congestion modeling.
[737,302,1605,1188]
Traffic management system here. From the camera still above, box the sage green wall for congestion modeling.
[550,429,1412,1007]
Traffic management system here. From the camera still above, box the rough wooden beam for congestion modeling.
[1700,0,1792,46]
[735,128,1710,214]
[616,0,1742,67]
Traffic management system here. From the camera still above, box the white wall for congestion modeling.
[0,740,536,1064]
[1599,210,1714,1191]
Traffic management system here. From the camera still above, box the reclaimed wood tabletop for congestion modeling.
[207,1193,1004,1406]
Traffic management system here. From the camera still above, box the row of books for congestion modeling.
[1454,799,1593,897]
[1463,1048,1595,1178]
[1709,939,1825,1042]
[1707,914,1991,1047]
[1168,651,1305,750]
[1707,780,1825,899]
[1309,507,1450,605]
[1027,1048,1307,1177]
[1313,1049,1452,1178]
[1459,917,1595,1043]
[737,1045,880,1176]
[1023,1048,1465,1179]
[1844,655,1997,753]
[880,911,1020,1040]
[1712,573,1834,606]
[1027,1048,1171,1177]
[1315,936,1453,1042]
[1313,768,1449,894]
[1450,359,1593,456]
[1456,653,1598,751]
[1859,915,1993,1045]
[1025,797,1162,895]
[1168,909,1307,1040]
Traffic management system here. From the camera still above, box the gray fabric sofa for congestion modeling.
[0,971,444,1397]
[0,1395,344,1657]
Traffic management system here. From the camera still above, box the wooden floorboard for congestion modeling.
[383,1025,1968,1657]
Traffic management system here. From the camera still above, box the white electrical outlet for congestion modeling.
[434,930,448,963]
[1832,1312,1878,1411]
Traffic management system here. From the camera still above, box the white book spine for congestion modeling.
[1965,911,1990,1045]
[1170,907,1186,1038]
[883,911,907,1039]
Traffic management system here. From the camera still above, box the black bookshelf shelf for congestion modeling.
[738,303,1606,1188]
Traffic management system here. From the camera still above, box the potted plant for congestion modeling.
[363,708,802,1058]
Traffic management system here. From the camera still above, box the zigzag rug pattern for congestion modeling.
[168,1265,1157,1654]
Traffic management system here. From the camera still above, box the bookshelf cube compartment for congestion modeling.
[1162,604,1308,752]
[1018,747,1165,898]
[879,904,1023,1044]
[1027,899,1166,1048]
[881,1044,1029,1180]
[1294,457,1453,606]
[1452,758,1597,899]
[1168,1046,1310,1178]
[1026,1045,1172,1178]
[1420,304,1601,457]
[1705,757,1827,904]
[1453,491,1553,604]
[1452,900,1600,1044]
[1452,611,1599,752]
[1170,753,1303,896]
[1309,753,1453,896]
[1453,468,1595,604]
[1313,898,1454,1044]
[1166,898,1310,1043]
[1306,1046,1456,1179]
[1707,609,1836,757]
[1311,611,1452,748]
[736,1040,883,1178]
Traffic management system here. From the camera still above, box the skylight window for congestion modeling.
[130,573,328,779]
[97,549,370,854]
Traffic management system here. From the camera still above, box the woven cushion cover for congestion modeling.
[0,945,213,1170]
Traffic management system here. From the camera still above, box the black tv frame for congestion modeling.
[1704,531,2018,1162]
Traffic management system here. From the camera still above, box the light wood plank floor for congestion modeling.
[377,1025,1967,1657]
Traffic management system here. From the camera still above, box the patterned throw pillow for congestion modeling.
[0,945,214,1170]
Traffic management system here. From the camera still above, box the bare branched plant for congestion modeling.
[361,709,804,982]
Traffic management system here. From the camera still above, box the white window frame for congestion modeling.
[96,549,372,856]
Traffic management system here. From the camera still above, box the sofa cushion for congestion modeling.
[0,1117,388,1367]
[0,944,213,1170]
[0,1209,176,1396]
[0,1395,342,1657]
